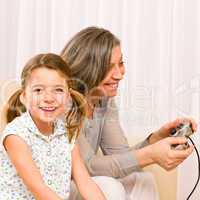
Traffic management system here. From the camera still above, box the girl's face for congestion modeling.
[21,67,69,132]
[98,46,125,97]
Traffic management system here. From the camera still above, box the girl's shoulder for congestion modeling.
[3,112,29,134]
[0,112,31,147]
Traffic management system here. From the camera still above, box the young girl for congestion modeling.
[0,53,106,200]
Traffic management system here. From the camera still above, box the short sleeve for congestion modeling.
[0,132,18,155]
[0,120,29,155]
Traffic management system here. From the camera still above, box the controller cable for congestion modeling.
[186,136,200,200]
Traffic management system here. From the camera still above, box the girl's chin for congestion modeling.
[37,113,57,123]
[39,118,55,124]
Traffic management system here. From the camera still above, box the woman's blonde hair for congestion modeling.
[5,53,86,142]
[61,26,120,95]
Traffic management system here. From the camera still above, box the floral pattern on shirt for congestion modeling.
[0,112,74,200]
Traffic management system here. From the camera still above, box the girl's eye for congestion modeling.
[55,88,64,93]
[33,88,42,93]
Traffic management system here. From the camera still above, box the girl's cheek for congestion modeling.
[32,95,41,104]
[26,96,42,110]
[57,94,69,103]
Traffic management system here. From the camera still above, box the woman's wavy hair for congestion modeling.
[61,26,120,95]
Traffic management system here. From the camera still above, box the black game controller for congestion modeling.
[170,123,194,150]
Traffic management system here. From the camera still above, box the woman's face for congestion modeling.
[98,46,125,97]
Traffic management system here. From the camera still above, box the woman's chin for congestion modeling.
[106,89,118,97]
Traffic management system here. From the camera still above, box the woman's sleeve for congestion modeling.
[78,98,150,178]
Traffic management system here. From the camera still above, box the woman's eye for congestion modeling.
[119,61,124,66]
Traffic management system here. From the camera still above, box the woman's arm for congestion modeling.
[4,135,62,200]
[79,98,196,178]
[72,144,106,200]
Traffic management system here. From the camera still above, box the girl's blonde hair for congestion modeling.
[5,53,86,142]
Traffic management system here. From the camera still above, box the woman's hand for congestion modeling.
[149,137,194,170]
[135,136,194,170]
[148,118,197,144]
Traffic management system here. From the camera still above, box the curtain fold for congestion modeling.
[0,0,200,199]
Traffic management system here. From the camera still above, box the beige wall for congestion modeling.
[0,79,20,131]
[145,165,177,200]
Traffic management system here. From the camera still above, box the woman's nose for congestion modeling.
[113,66,124,80]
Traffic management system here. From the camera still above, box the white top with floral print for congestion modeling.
[0,112,75,200]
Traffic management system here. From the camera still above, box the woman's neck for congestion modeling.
[86,99,95,119]
[86,93,108,118]
[86,95,99,119]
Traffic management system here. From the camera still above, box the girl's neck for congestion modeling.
[38,123,54,136]
[30,114,54,136]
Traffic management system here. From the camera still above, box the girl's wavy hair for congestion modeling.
[5,53,86,142]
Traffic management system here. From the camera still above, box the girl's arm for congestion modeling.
[72,144,106,200]
[4,135,62,200]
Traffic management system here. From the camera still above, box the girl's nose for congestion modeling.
[43,91,55,102]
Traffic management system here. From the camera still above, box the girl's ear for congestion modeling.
[19,92,26,105]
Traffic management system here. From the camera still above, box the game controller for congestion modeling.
[170,123,194,150]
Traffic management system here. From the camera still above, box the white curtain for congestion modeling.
[0,0,200,199]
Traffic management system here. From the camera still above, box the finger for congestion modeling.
[168,118,185,128]
[161,118,188,134]
[189,117,198,132]
[170,161,184,169]
[171,146,194,159]
[169,157,187,165]
[167,137,188,145]
[164,162,180,171]
[167,156,192,170]
[172,117,197,132]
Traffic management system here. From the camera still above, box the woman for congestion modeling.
[61,26,196,200]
